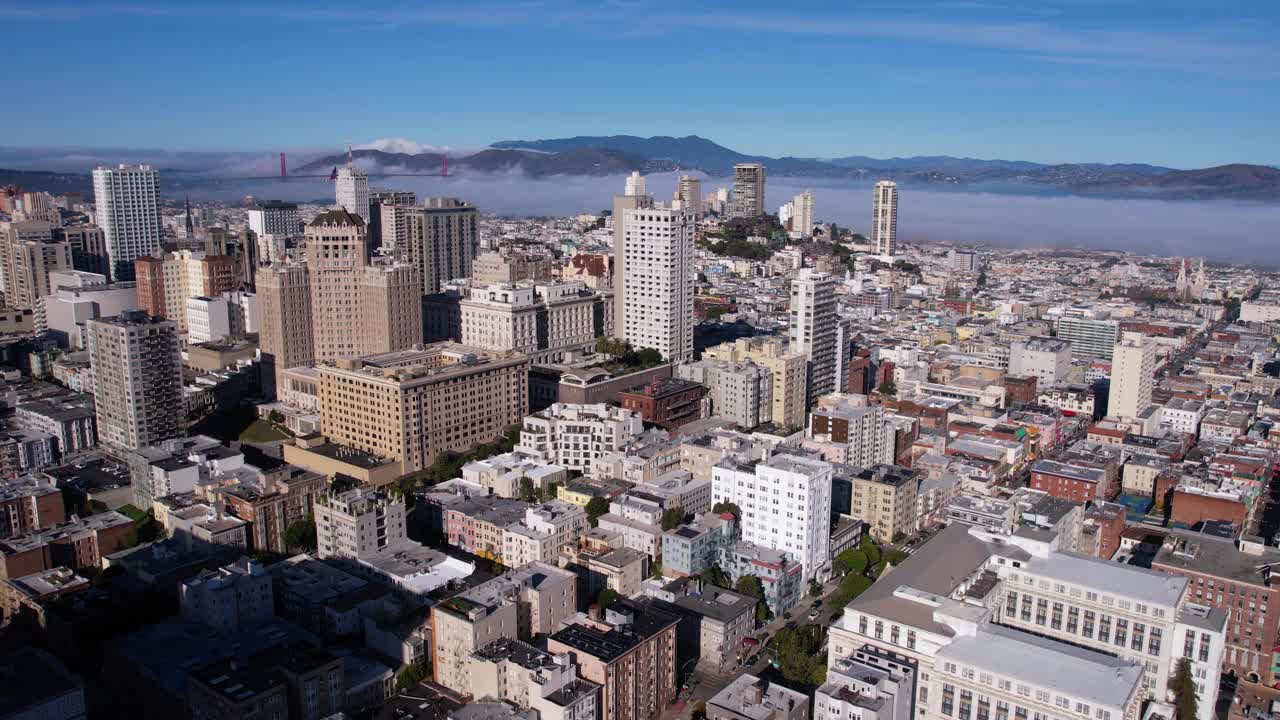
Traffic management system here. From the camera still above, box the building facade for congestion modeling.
[91,164,161,280]
[87,311,183,451]
[621,204,694,363]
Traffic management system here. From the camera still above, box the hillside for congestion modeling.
[0,168,94,195]
[297,147,649,177]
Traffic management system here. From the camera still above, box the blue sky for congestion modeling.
[3,0,1277,167]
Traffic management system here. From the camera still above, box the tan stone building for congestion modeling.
[255,261,313,395]
[380,198,478,295]
[461,281,605,364]
[361,260,423,355]
[431,562,578,697]
[318,343,529,474]
[846,464,921,542]
[5,233,71,309]
[704,336,808,429]
[306,209,371,362]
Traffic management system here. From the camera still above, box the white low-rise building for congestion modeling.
[516,403,644,473]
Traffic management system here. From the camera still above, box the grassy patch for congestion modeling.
[239,420,291,443]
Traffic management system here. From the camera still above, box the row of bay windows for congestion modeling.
[937,681,1114,720]
[1005,591,1165,657]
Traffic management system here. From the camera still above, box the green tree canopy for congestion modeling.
[1170,658,1198,720]
[860,535,881,565]
[829,574,873,609]
[596,588,620,609]
[700,564,731,589]
[712,501,742,520]
[832,549,869,576]
[877,379,897,397]
[768,624,828,687]
[585,497,610,527]
[518,477,537,503]
[736,574,764,599]
[283,516,317,553]
[661,506,686,531]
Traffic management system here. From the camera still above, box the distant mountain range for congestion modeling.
[5,135,1278,201]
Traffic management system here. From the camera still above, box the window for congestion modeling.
[891,626,901,645]
[1098,616,1111,644]
[1036,599,1048,626]
[908,630,917,650]
[1115,619,1128,647]
[1082,611,1095,639]
[942,684,956,717]
[1067,607,1080,634]
[1149,627,1162,656]
[1051,602,1064,630]
[859,616,868,634]
[1132,623,1145,651]
[1007,592,1019,618]
[875,621,884,639]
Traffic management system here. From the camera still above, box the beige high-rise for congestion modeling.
[318,344,529,474]
[361,261,423,355]
[0,222,71,309]
[704,336,808,429]
[256,262,313,396]
[1109,331,1154,420]
[306,209,369,362]
[380,198,478,295]
[611,192,652,338]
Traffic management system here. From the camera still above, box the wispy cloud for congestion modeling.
[4,2,1275,74]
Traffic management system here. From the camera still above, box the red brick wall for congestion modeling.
[1170,490,1248,529]
[134,257,167,318]
[1029,471,1095,504]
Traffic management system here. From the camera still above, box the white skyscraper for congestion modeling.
[622,203,694,362]
[871,180,898,257]
[676,175,703,216]
[624,171,646,197]
[335,166,371,223]
[712,453,833,582]
[791,191,814,236]
[92,164,161,281]
[1109,331,1154,420]
[789,268,839,405]
[246,201,301,239]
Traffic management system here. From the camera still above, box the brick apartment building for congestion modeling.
[620,378,707,430]
[0,511,133,579]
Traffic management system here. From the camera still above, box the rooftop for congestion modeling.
[1020,551,1187,607]
[549,599,679,662]
[709,674,809,720]
[1153,529,1280,586]
[939,624,1142,709]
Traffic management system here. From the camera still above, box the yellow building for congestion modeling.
[282,435,402,487]
[703,336,808,429]
[557,482,611,508]
[318,343,528,474]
